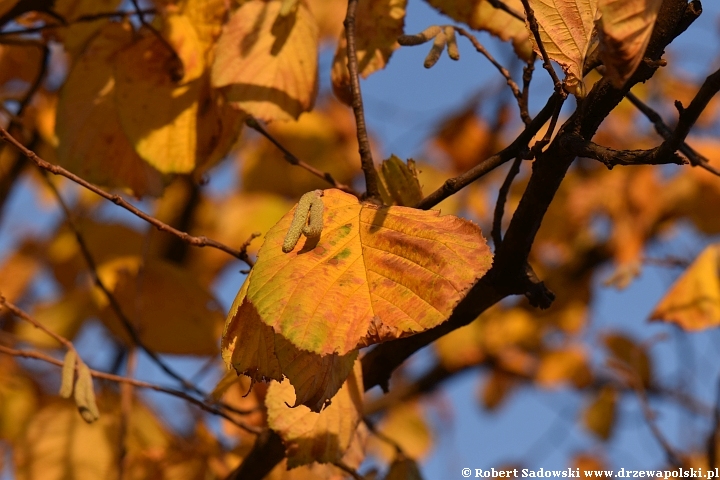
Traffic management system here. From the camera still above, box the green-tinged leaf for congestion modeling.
[377,155,423,207]
[650,244,720,331]
[73,362,99,423]
[265,360,363,467]
[59,350,76,399]
[222,272,358,412]
[211,0,319,121]
[598,0,662,88]
[527,0,599,94]
[240,189,491,356]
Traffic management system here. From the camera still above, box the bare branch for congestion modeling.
[492,156,523,246]
[0,126,254,266]
[487,0,525,21]
[245,117,359,196]
[0,9,157,36]
[344,0,380,200]
[519,0,566,97]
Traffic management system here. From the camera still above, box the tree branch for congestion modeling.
[344,0,380,200]
[520,0,566,97]
[0,126,254,267]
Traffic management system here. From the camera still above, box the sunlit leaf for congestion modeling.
[0,358,38,442]
[265,360,363,467]
[368,402,431,462]
[377,155,423,207]
[0,245,39,304]
[535,346,592,388]
[55,22,165,197]
[94,256,225,355]
[527,0,599,94]
[424,0,532,60]
[434,320,484,371]
[222,272,358,412]
[114,14,202,174]
[598,0,662,88]
[331,0,407,104]
[211,0,319,121]
[650,244,720,331]
[242,189,491,355]
[14,290,95,348]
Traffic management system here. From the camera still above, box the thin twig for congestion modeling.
[626,91,720,176]
[415,92,561,210]
[520,52,537,125]
[344,0,380,200]
[455,27,523,109]
[0,9,157,36]
[531,95,565,154]
[1,296,75,351]
[0,126,253,266]
[492,156,523,246]
[333,461,364,480]
[245,117,358,196]
[520,0,566,97]
[0,344,261,434]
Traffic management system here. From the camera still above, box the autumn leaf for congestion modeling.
[265,360,363,468]
[211,0,319,121]
[650,244,720,331]
[222,271,358,412]
[536,346,592,388]
[368,402,432,462]
[241,188,491,355]
[582,385,617,440]
[602,333,652,387]
[424,0,532,60]
[94,256,225,355]
[377,155,423,207]
[49,0,123,57]
[55,22,165,197]
[527,0,599,94]
[598,0,663,88]
[331,0,407,104]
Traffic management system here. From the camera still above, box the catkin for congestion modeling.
[282,190,324,253]
[444,26,460,61]
[74,362,100,423]
[59,350,76,398]
[424,31,446,69]
[398,25,442,46]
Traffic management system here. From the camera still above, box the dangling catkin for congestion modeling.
[282,190,324,253]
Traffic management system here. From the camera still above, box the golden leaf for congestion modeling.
[368,402,431,462]
[582,385,617,440]
[377,155,423,207]
[211,0,319,121]
[265,360,363,468]
[602,333,652,387]
[650,244,720,331]
[535,346,592,388]
[527,0,599,94]
[598,0,663,88]
[330,0,407,104]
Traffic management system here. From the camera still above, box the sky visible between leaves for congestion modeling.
[2,0,720,478]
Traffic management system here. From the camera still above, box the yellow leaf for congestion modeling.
[265,360,363,468]
[425,0,532,60]
[650,244,720,331]
[535,346,592,388]
[222,272,358,412]
[240,189,491,355]
[95,256,225,355]
[180,0,230,55]
[0,246,38,304]
[211,0,319,121]
[114,15,202,174]
[51,0,122,57]
[239,100,361,197]
[368,402,431,462]
[527,0,599,94]
[331,0,406,104]
[0,358,38,442]
[582,385,617,440]
[573,454,608,478]
[434,320,484,371]
[0,43,43,100]
[55,22,165,197]
[377,155,423,207]
[598,0,662,88]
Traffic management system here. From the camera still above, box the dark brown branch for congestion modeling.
[454,27,523,108]
[520,53,537,125]
[344,0,380,200]
[0,126,254,266]
[492,156,523,246]
[415,92,562,210]
[520,0,566,97]
[568,138,687,168]
[245,117,359,196]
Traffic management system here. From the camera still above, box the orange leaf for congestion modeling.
[527,0,599,94]
[331,0,406,104]
[598,0,663,88]
[211,0,319,121]
[650,244,720,331]
[602,333,652,387]
[243,188,492,355]
[582,385,617,440]
[265,360,363,468]
[536,346,592,388]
